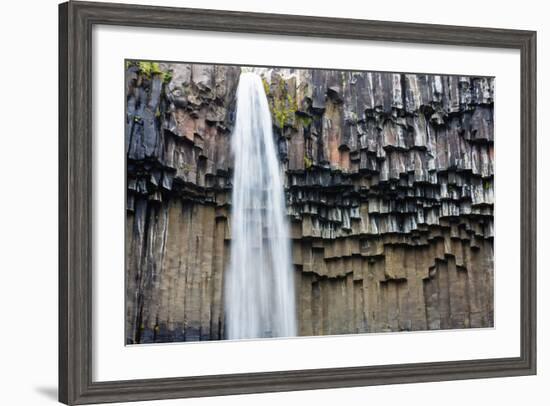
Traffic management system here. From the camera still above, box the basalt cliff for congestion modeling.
[125,62,494,343]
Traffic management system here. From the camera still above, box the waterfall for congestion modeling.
[225,72,297,340]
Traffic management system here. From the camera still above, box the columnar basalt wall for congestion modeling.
[125,62,494,343]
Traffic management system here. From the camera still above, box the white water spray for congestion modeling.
[225,72,297,340]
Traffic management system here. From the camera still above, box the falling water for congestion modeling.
[225,72,297,340]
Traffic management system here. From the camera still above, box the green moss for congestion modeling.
[273,98,290,129]
[163,70,173,84]
[270,80,298,130]
[261,75,304,130]
[296,114,313,127]
[304,155,313,169]
[126,60,142,70]
[261,77,270,96]
[124,60,173,86]
[287,92,298,111]
[135,61,168,81]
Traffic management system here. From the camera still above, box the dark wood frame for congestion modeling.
[59,1,537,404]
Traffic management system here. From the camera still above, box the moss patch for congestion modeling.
[304,155,313,169]
[296,114,313,128]
[126,60,172,83]
[261,77,270,97]
[139,61,162,78]
[265,77,298,130]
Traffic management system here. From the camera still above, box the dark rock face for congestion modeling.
[125,62,494,343]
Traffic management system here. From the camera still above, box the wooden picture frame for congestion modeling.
[59,1,536,404]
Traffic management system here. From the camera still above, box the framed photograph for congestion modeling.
[59,1,537,404]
